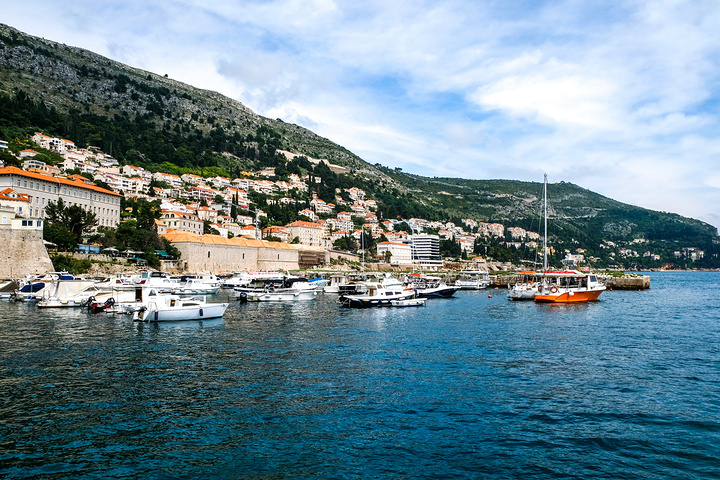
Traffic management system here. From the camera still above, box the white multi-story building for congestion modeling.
[286,221,325,246]
[160,210,203,236]
[0,166,121,227]
[410,234,443,269]
[377,241,413,266]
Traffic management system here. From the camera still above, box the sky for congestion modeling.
[6,1,720,230]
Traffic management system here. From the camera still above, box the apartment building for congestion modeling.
[0,166,121,227]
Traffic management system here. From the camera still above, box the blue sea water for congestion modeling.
[1,271,719,479]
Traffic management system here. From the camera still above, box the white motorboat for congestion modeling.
[404,273,460,298]
[308,277,328,289]
[323,274,348,293]
[238,276,318,302]
[133,293,228,322]
[507,271,543,301]
[245,288,318,302]
[13,272,75,302]
[172,278,221,295]
[134,271,178,293]
[390,297,427,307]
[37,280,104,308]
[454,270,491,290]
[222,271,284,289]
[339,283,416,308]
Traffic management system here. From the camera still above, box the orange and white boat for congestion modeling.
[532,174,605,304]
[534,270,605,303]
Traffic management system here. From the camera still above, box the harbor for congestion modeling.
[0,270,717,479]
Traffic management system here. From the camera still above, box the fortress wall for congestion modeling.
[0,227,54,277]
[257,247,300,271]
[171,242,300,273]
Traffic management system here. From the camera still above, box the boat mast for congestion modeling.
[543,173,548,272]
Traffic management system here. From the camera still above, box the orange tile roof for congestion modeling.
[0,166,121,197]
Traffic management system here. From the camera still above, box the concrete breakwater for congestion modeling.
[490,272,650,290]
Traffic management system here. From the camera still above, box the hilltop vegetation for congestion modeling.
[1,23,719,269]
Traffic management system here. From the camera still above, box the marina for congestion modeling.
[0,271,718,479]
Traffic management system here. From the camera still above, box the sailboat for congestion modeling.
[533,174,606,303]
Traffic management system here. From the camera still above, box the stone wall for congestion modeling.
[0,227,54,277]
[171,241,301,273]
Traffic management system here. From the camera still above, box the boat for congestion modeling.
[390,297,427,307]
[0,279,19,300]
[171,278,221,295]
[132,293,228,322]
[339,283,416,308]
[454,270,491,290]
[239,276,318,302]
[507,271,543,301]
[323,274,348,293]
[337,274,370,295]
[36,279,104,308]
[308,277,329,289]
[404,273,459,298]
[533,174,606,304]
[222,271,284,289]
[13,272,75,302]
[534,270,606,303]
[133,271,178,293]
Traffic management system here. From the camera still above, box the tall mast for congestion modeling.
[543,173,548,272]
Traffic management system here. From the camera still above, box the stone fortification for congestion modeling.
[163,231,327,273]
[0,225,54,277]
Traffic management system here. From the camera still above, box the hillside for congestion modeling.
[1,23,718,268]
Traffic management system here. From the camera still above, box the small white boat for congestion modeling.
[172,278,220,295]
[132,293,228,322]
[323,274,348,293]
[454,270,491,290]
[222,271,285,288]
[134,271,178,293]
[507,271,542,301]
[245,288,318,302]
[391,297,427,307]
[241,276,318,302]
[339,283,416,308]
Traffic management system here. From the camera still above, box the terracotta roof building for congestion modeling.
[0,166,122,227]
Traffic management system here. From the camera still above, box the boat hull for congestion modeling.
[416,286,460,298]
[138,303,228,322]
[534,289,604,303]
[246,289,318,302]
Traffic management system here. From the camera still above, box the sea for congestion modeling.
[1,271,719,479]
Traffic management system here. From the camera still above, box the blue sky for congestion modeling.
[8,0,720,230]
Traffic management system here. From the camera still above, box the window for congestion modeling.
[1,216,6,224]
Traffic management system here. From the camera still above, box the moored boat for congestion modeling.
[339,283,415,308]
[454,270,491,290]
[532,174,606,304]
[132,293,228,322]
[390,297,427,307]
[534,271,606,303]
[404,273,459,298]
[507,271,542,301]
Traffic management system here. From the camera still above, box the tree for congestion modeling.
[44,198,98,250]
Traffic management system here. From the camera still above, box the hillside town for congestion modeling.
[0,132,703,273]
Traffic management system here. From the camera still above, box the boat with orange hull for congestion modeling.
[531,174,606,304]
[534,270,606,303]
